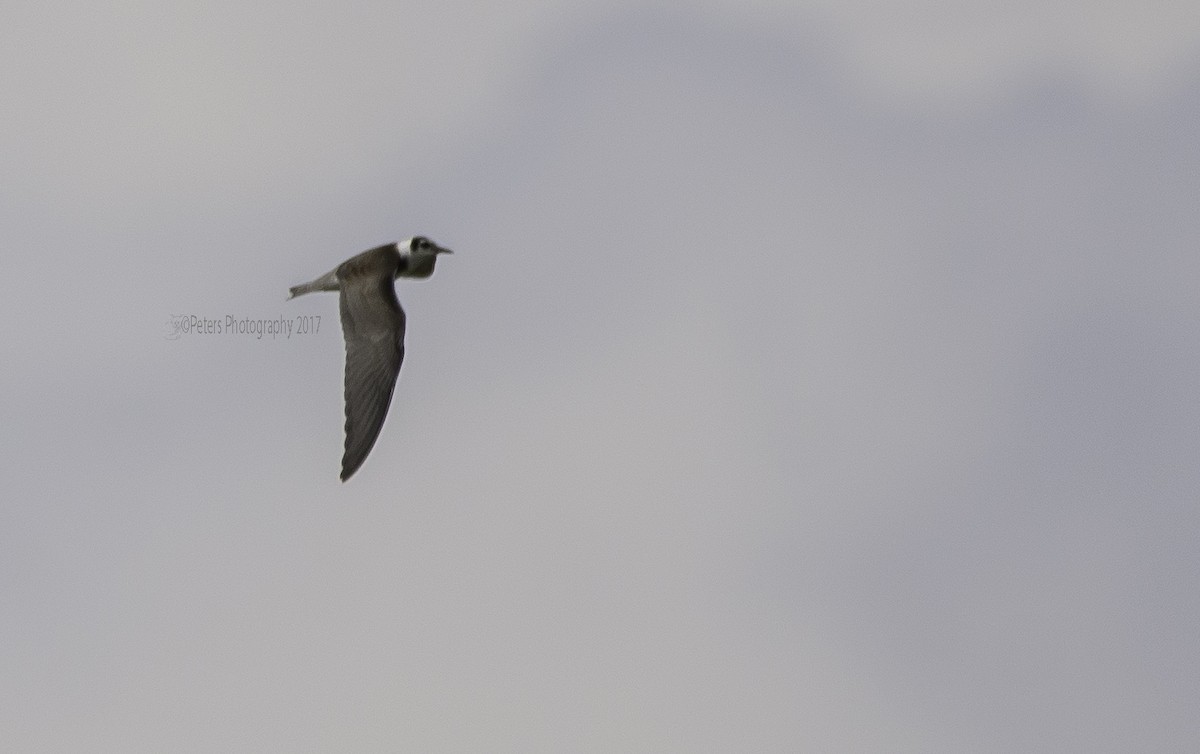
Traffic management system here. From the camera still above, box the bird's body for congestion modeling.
[289,237,452,481]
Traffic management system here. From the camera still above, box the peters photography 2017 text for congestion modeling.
[164,314,321,341]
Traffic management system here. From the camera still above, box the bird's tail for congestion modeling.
[288,268,340,300]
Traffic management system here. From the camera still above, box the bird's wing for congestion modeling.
[336,248,406,481]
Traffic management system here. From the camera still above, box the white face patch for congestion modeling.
[399,236,445,257]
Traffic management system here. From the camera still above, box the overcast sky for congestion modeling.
[3,2,1199,751]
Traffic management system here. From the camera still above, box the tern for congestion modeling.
[289,237,452,481]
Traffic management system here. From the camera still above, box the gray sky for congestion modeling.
[3,2,1199,751]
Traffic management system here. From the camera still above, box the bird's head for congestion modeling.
[398,236,453,278]
[406,236,453,257]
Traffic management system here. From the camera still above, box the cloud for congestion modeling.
[2,3,1199,751]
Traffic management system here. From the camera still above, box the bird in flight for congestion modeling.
[289,237,453,481]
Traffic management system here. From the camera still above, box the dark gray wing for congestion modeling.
[336,247,405,481]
